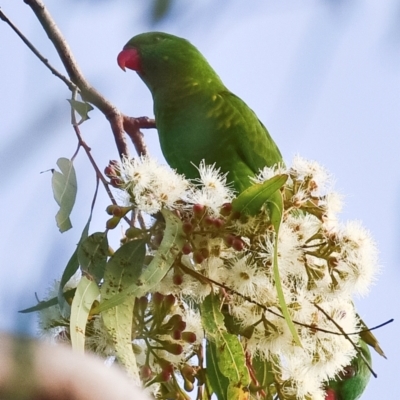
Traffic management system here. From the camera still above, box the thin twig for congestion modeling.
[0,1,153,160]
[68,91,118,204]
[123,116,155,157]
[0,8,76,91]
[178,263,391,342]
[23,0,113,113]
[22,0,132,158]
[314,303,377,378]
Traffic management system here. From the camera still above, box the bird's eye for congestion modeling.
[339,365,357,379]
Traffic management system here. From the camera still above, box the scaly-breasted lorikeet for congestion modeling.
[117,31,282,193]
[117,32,372,400]
[325,340,372,400]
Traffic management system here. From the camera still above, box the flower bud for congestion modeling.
[106,216,120,230]
[220,202,233,216]
[125,226,143,239]
[212,218,225,229]
[164,293,176,310]
[104,166,115,177]
[172,330,182,340]
[182,222,194,235]
[161,341,184,355]
[110,177,123,187]
[224,234,236,247]
[162,314,182,330]
[181,364,195,381]
[173,273,183,286]
[183,379,194,392]
[158,358,174,375]
[152,292,164,307]
[153,369,171,382]
[181,331,197,343]
[232,237,245,251]
[182,242,193,255]
[140,365,152,380]
[174,320,187,332]
[193,251,204,264]
[137,296,148,313]
[193,204,205,218]
[106,204,118,215]
[204,216,214,225]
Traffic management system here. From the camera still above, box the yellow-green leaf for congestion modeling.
[358,315,386,358]
[70,276,100,353]
[201,294,250,396]
[19,288,75,314]
[232,174,287,216]
[78,232,108,283]
[52,157,77,232]
[268,191,302,348]
[57,217,91,316]
[67,99,93,123]
[100,239,146,380]
[252,355,276,397]
[95,209,185,313]
[206,341,229,400]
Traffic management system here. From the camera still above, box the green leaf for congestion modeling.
[70,276,100,353]
[19,288,75,314]
[101,239,146,380]
[95,208,185,313]
[206,340,229,400]
[101,239,147,301]
[268,191,302,348]
[67,99,93,123]
[232,174,288,216]
[52,157,77,232]
[252,355,276,398]
[78,232,108,283]
[201,294,250,398]
[358,315,386,358]
[58,217,92,317]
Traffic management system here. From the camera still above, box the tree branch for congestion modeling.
[2,1,156,160]
[123,117,156,156]
[22,0,135,158]
[0,8,76,91]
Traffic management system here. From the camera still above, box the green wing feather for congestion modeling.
[154,80,282,193]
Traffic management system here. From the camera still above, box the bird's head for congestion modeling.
[117,32,222,93]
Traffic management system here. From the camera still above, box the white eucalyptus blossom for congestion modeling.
[118,155,188,213]
[186,161,235,213]
[46,156,379,400]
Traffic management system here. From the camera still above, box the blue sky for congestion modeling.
[1,1,399,398]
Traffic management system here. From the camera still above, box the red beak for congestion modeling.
[325,388,338,400]
[117,47,141,72]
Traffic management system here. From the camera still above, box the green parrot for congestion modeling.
[117,32,373,400]
[117,31,282,193]
[324,340,372,400]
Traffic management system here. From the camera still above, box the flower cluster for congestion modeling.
[39,156,378,400]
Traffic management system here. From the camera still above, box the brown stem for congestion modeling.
[123,116,155,157]
[0,8,76,91]
[314,304,377,378]
[19,0,150,160]
[72,122,118,205]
